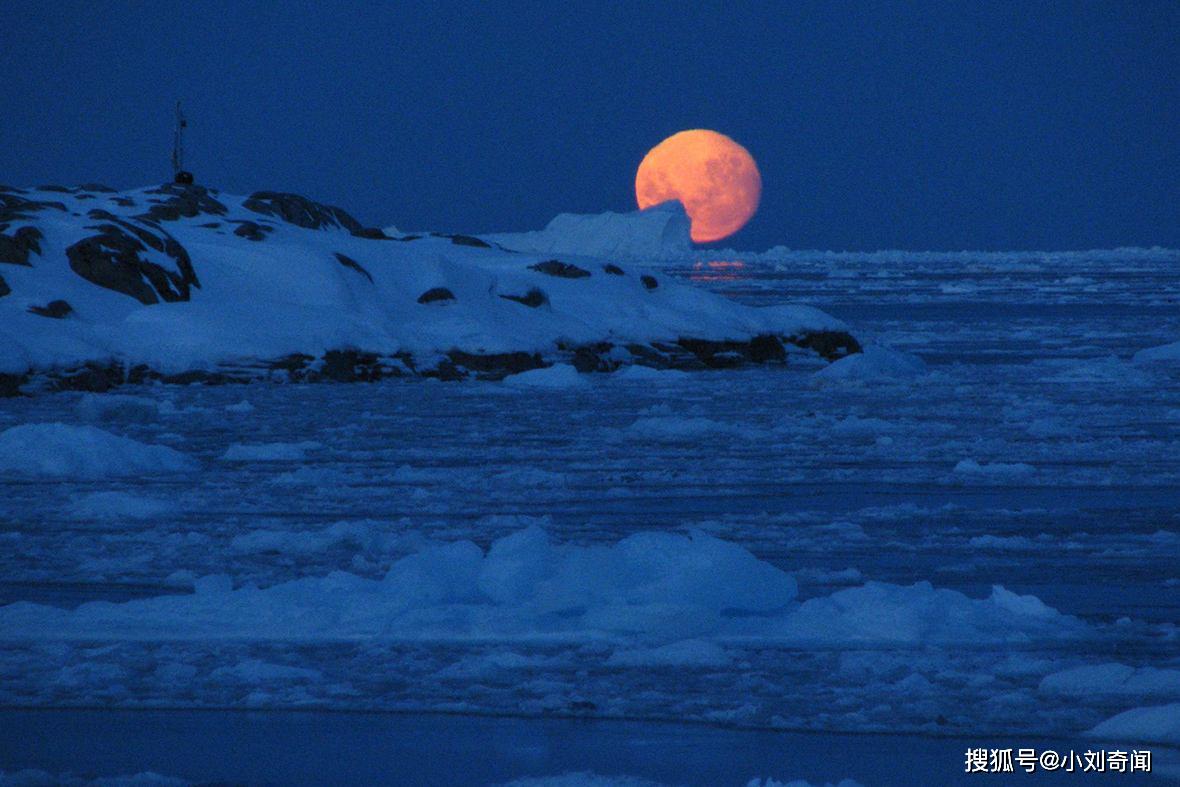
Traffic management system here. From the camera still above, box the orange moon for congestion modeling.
[635,129,762,243]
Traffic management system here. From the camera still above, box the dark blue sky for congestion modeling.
[3,2,1177,250]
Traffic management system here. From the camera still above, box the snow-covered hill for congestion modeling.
[0,183,857,395]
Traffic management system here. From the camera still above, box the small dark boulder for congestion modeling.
[352,227,389,240]
[603,263,625,275]
[529,260,591,279]
[334,252,373,282]
[0,273,9,297]
[641,274,658,290]
[0,226,43,265]
[78,183,116,193]
[29,299,73,319]
[417,287,456,304]
[499,287,548,308]
[232,221,272,242]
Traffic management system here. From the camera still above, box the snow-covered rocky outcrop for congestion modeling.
[0,184,858,394]
[489,201,692,260]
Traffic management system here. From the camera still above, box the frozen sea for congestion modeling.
[1,249,1178,785]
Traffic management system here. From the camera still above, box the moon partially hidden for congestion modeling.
[635,129,762,243]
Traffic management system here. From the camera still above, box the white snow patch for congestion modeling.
[0,423,197,478]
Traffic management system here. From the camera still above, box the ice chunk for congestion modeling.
[503,364,588,389]
[953,459,1035,477]
[68,491,174,520]
[0,527,1088,648]
[491,201,692,260]
[1086,703,1180,745]
[1040,663,1180,698]
[74,393,160,422]
[1133,339,1180,364]
[0,423,197,478]
[813,346,925,382]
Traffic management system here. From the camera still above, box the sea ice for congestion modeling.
[0,423,196,478]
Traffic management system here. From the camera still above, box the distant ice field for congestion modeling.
[0,249,1178,760]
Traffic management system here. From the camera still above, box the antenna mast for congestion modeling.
[172,101,193,184]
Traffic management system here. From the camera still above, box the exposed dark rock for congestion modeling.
[0,274,9,297]
[570,342,620,373]
[161,369,243,386]
[0,372,27,397]
[200,222,221,229]
[748,334,787,363]
[641,274,658,290]
[29,299,73,319]
[112,197,136,208]
[0,193,66,221]
[417,287,455,304]
[243,191,365,234]
[138,183,228,223]
[320,349,384,382]
[790,330,862,361]
[603,264,625,275]
[37,185,75,194]
[79,183,116,193]
[446,350,544,379]
[334,253,373,282]
[530,260,590,279]
[0,226,43,265]
[352,227,389,240]
[500,287,548,308]
[231,221,273,242]
[50,362,125,392]
[269,353,316,375]
[449,234,491,248]
[66,221,199,305]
